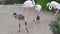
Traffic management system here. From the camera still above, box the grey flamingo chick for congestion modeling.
[13,12,29,33]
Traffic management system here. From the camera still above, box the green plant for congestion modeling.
[4,0,26,4]
[35,0,51,10]
[50,20,60,34]
[57,14,60,20]
[35,0,60,11]
[5,0,15,4]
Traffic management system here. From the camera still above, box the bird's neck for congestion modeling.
[32,0,35,5]
[47,3,50,6]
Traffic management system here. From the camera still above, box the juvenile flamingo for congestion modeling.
[13,12,29,33]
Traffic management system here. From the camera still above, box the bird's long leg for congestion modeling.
[54,9,59,16]
[18,21,21,32]
[35,11,40,24]
[24,20,29,33]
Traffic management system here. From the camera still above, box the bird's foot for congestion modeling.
[33,20,35,22]
[35,20,40,24]
[26,30,29,33]
[18,30,20,32]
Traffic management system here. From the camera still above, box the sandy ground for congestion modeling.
[0,4,56,34]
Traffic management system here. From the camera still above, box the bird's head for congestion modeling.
[46,3,50,8]
[13,12,17,17]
